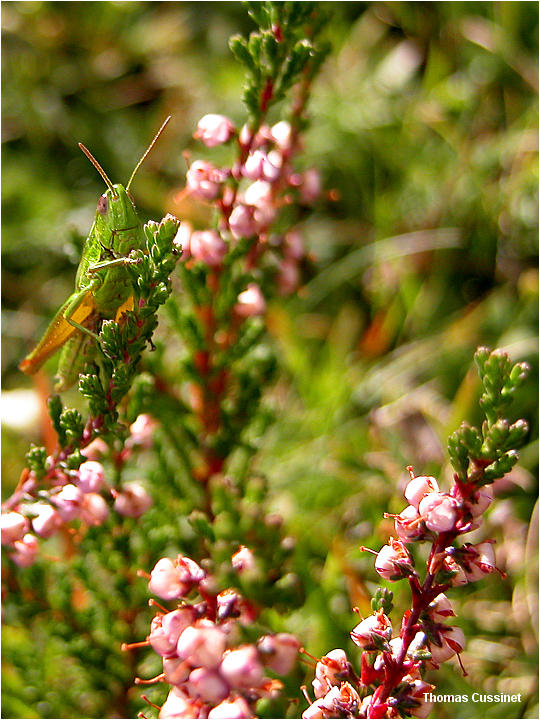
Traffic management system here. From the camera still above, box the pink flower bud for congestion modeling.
[418,492,458,533]
[243,150,280,182]
[80,493,109,526]
[427,593,456,621]
[466,485,493,517]
[300,169,321,203]
[162,656,191,686]
[257,633,299,675]
[351,610,392,649]
[394,504,424,542]
[312,648,350,698]
[195,114,235,147]
[460,542,497,582]
[186,160,226,201]
[177,621,227,668]
[270,121,293,150]
[76,461,105,493]
[190,230,227,267]
[53,484,84,521]
[187,667,229,704]
[32,504,62,538]
[208,696,253,719]
[277,259,300,296]
[220,644,264,690]
[232,545,255,573]
[149,556,206,600]
[149,608,196,658]
[81,437,108,460]
[113,482,152,518]
[442,556,468,586]
[159,687,199,719]
[429,625,465,665]
[12,533,38,567]
[375,537,414,581]
[173,221,193,255]
[284,230,304,260]
[1,511,28,545]
[128,414,157,449]
[407,679,436,718]
[243,180,275,226]
[235,284,266,318]
[404,475,439,508]
[302,697,327,719]
[229,204,258,240]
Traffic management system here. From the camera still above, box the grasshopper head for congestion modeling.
[94,184,140,249]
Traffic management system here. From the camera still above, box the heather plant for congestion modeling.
[2,3,537,720]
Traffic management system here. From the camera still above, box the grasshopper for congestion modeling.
[20,117,171,391]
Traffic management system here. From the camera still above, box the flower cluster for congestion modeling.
[126,551,300,718]
[301,466,502,719]
[1,414,156,566]
[177,112,321,310]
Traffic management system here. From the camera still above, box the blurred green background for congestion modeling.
[2,2,538,718]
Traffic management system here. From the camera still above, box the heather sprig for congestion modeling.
[300,348,530,719]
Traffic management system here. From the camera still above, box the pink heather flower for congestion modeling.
[176,620,227,668]
[195,114,235,147]
[53,484,84,521]
[128,414,157,449]
[404,474,439,508]
[187,667,229,704]
[186,160,226,201]
[375,537,414,581]
[312,648,350,698]
[208,696,253,719]
[173,221,193,256]
[270,120,293,150]
[81,437,108,460]
[466,485,493,517]
[229,204,257,240]
[31,504,62,538]
[1,511,28,545]
[302,697,327,719]
[300,168,321,203]
[284,230,304,260]
[159,687,199,719]
[80,493,109,526]
[394,504,424,543]
[407,679,436,718]
[11,533,39,567]
[461,542,497,582]
[442,555,468,586]
[418,492,459,533]
[149,556,206,600]
[351,610,392,649]
[243,180,276,227]
[190,230,227,267]
[162,656,191,686]
[149,608,196,658]
[113,482,152,518]
[76,461,105,493]
[277,260,300,296]
[243,150,280,182]
[427,593,456,621]
[257,633,300,675]
[429,625,466,665]
[231,545,255,573]
[219,644,264,690]
[235,284,266,318]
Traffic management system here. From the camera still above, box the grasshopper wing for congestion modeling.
[19,289,97,375]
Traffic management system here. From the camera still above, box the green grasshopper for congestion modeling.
[20,117,171,391]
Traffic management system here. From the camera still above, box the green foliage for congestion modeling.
[448,347,530,483]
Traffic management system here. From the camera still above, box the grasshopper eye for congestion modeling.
[97,194,108,215]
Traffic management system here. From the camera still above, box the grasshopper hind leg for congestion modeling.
[55,331,97,392]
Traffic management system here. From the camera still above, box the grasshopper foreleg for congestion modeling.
[87,253,142,274]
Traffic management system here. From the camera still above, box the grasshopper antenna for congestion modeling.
[126,116,172,192]
[78,143,119,198]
